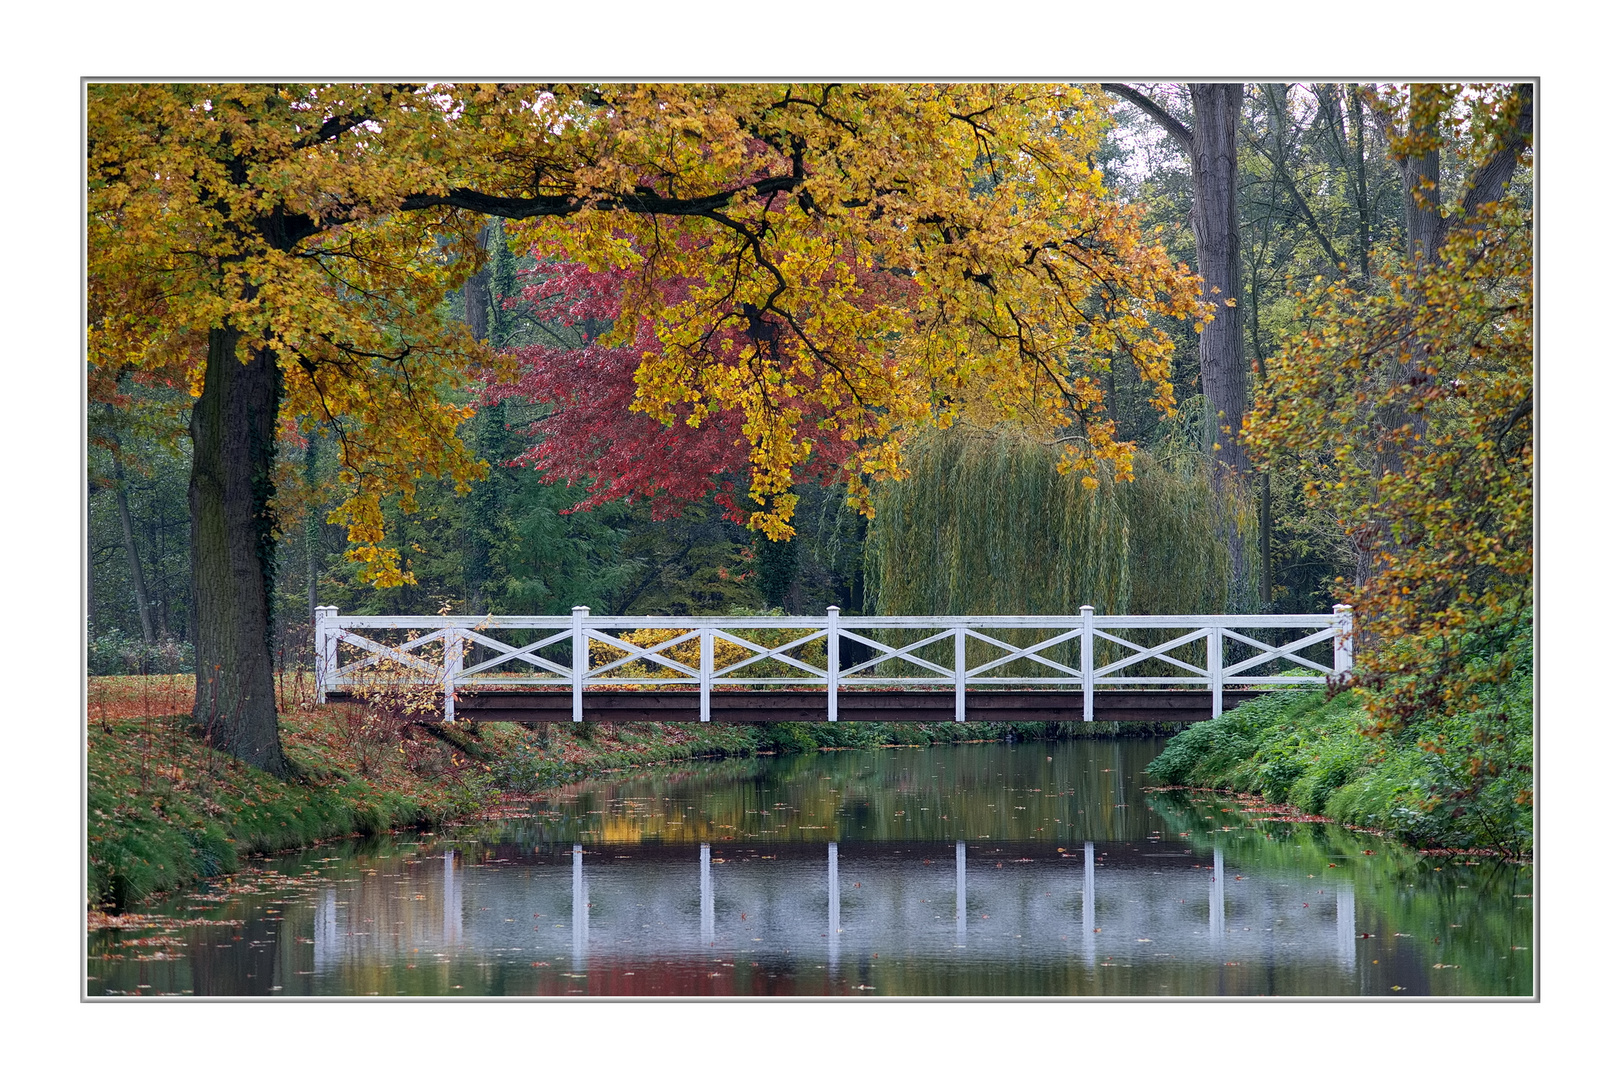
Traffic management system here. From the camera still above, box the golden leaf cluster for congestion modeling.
[89,83,1206,569]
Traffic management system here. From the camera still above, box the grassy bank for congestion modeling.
[88,675,1171,909]
[1143,651,1532,857]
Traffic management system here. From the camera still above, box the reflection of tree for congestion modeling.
[516,741,1172,845]
[1144,790,1531,994]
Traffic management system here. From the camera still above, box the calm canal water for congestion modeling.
[87,737,1533,997]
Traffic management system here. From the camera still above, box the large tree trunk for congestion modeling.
[1102,82,1254,607]
[1188,84,1248,485]
[1402,144,1442,265]
[189,327,291,776]
[1188,84,1250,605]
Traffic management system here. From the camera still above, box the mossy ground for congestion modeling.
[87,674,1170,909]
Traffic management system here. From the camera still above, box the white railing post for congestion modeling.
[954,625,966,722]
[1208,625,1224,718]
[1080,605,1095,723]
[442,627,463,723]
[700,627,713,723]
[1333,604,1354,685]
[826,606,840,722]
[571,605,589,722]
[314,605,339,703]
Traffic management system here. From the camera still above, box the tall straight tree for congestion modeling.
[90,83,1205,772]
[1103,83,1249,598]
[1104,84,1246,482]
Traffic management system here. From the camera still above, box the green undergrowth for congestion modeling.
[88,714,489,911]
[1144,646,1533,857]
[89,689,1165,910]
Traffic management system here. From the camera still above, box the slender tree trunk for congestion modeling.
[107,421,155,646]
[1349,85,1372,280]
[1250,269,1274,613]
[87,485,97,629]
[189,326,290,776]
[463,223,492,344]
[464,224,500,620]
[305,433,320,625]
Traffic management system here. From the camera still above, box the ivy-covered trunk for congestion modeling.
[188,327,290,776]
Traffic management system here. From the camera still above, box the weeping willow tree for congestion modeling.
[865,427,1255,617]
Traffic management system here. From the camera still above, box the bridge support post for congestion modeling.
[700,628,713,723]
[571,606,589,722]
[826,606,840,722]
[1080,605,1094,723]
[442,627,463,723]
[314,605,339,704]
[954,626,966,722]
[1208,627,1224,718]
[1332,604,1354,685]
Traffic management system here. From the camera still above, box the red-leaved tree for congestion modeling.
[488,244,893,524]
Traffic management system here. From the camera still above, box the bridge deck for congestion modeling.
[325,687,1267,724]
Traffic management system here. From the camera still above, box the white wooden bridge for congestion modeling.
[315,605,1353,724]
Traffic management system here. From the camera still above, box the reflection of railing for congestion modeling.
[315,605,1353,723]
[413,841,1357,972]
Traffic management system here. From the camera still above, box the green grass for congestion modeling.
[88,678,1166,909]
[1144,652,1533,857]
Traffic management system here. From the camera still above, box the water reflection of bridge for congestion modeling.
[311,841,1359,976]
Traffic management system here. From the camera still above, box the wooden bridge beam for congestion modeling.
[381,688,1269,725]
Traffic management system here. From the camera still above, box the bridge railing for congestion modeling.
[314,605,1353,723]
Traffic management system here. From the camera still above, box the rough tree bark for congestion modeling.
[1188,83,1250,488]
[189,327,291,776]
[1103,82,1250,602]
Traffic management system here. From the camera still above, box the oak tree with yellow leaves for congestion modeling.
[89,82,1206,773]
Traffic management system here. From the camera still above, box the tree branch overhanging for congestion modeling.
[1100,84,1193,154]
